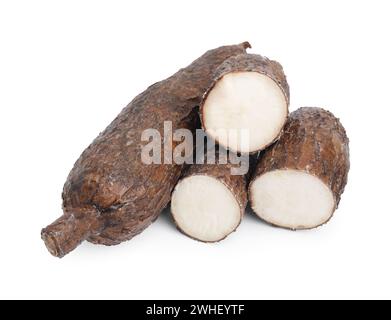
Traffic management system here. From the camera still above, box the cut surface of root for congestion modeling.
[202,72,287,153]
[250,169,335,230]
[171,175,241,242]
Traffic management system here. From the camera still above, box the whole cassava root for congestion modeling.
[41,42,251,258]
[249,107,350,230]
[170,150,250,242]
[200,53,289,153]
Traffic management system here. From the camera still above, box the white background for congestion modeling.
[0,0,390,300]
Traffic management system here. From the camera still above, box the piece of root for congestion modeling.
[249,107,350,230]
[171,151,248,242]
[201,54,289,153]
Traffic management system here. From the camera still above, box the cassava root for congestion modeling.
[171,149,251,242]
[249,107,350,230]
[41,42,251,258]
[200,53,289,153]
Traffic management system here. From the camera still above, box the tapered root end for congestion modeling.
[41,228,65,258]
[41,212,102,258]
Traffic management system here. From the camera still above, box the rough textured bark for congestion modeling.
[249,107,350,229]
[200,53,290,153]
[41,42,251,258]
[171,150,250,242]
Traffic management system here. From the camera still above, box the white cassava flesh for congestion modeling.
[171,175,242,242]
[203,72,287,153]
[250,170,335,230]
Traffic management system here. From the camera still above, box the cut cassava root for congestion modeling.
[200,54,289,153]
[171,151,248,242]
[41,42,251,258]
[249,107,350,230]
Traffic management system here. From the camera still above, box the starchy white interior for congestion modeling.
[171,175,241,242]
[203,72,287,152]
[250,169,335,229]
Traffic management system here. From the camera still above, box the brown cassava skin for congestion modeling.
[249,107,350,229]
[200,53,290,153]
[171,150,249,242]
[41,42,251,258]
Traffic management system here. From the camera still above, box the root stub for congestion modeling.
[201,54,289,153]
[249,107,350,230]
[41,211,102,258]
